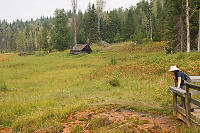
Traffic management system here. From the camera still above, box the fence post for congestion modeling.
[172,92,177,116]
[185,84,191,126]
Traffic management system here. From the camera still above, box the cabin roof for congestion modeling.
[71,44,88,51]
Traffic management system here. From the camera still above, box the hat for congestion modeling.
[169,66,180,72]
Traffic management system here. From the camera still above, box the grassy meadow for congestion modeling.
[1,41,200,132]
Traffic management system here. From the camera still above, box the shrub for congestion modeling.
[176,52,186,60]
[109,79,120,87]
[189,53,200,60]
[110,57,117,65]
[0,80,7,91]
[18,52,28,56]
[165,47,173,54]
[141,38,151,44]
[131,34,143,44]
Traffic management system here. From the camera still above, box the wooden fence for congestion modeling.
[170,76,200,126]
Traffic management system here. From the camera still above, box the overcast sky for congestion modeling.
[0,0,140,22]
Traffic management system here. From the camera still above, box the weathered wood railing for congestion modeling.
[170,76,200,126]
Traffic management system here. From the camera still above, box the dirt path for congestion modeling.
[62,107,178,133]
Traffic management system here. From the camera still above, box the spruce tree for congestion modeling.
[38,28,49,51]
[51,9,71,51]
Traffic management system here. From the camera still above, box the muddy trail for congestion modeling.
[61,107,179,133]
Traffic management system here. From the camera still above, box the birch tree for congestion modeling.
[72,0,78,45]
[186,0,190,52]
[198,7,200,52]
[96,0,106,43]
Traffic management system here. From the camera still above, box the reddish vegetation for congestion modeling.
[0,128,12,133]
[0,54,9,62]
[62,107,178,133]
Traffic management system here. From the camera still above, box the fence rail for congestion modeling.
[169,76,200,126]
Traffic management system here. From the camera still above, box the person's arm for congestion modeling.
[177,77,181,89]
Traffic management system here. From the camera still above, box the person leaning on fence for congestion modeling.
[169,66,194,112]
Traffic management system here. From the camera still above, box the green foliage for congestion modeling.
[0,80,7,91]
[103,10,122,43]
[124,8,140,41]
[51,9,72,51]
[110,57,117,65]
[81,4,99,44]
[38,28,49,51]
[77,28,87,44]
[176,52,186,60]
[165,47,173,54]
[0,0,199,53]
[109,79,120,87]
[16,31,27,52]
[131,34,144,44]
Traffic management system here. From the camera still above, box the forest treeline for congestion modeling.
[0,0,199,53]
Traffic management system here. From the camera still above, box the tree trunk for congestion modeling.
[73,11,77,45]
[72,0,77,45]
[198,9,200,52]
[98,13,101,43]
[180,15,184,52]
[161,0,164,8]
[186,0,190,53]
[35,31,38,50]
[150,16,153,41]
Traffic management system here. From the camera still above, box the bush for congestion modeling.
[165,47,173,54]
[109,79,120,87]
[0,80,7,91]
[18,52,28,56]
[131,34,147,44]
[141,38,151,44]
[110,57,117,65]
[176,52,186,60]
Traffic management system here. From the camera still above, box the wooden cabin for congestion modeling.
[70,44,92,55]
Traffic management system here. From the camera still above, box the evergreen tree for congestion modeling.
[38,27,49,51]
[16,31,27,52]
[106,10,122,43]
[0,0,199,53]
[51,9,71,51]
[124,8,138,41]
[88,4,99,44]
[81,4,99,44]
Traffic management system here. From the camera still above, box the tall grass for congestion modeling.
[0,80,7,91]
[0,42,200,131]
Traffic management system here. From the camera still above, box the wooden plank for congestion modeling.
[176,107,200,126]
[185,85,191,125]
[176,104,186,116]
[185,82,200,91]
[177,111,187,124]
[191,98,200,107]
[170,86,186,97]
[190,76,200,83]
[191,90,200,95]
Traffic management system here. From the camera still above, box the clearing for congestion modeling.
[1,41,200,132]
